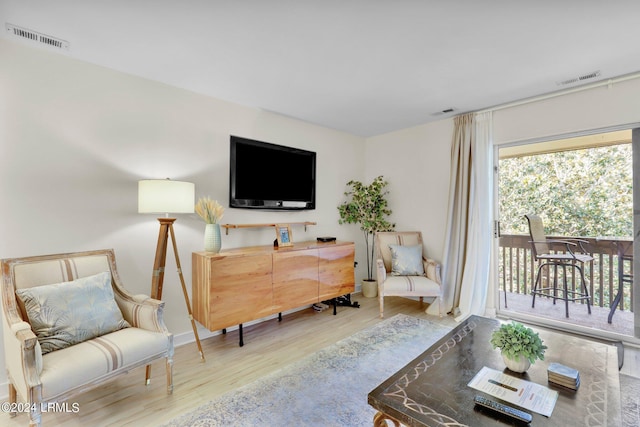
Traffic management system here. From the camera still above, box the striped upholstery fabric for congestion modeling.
[40,327,169,399]
[381,275,440,294]
[13,255,111,290]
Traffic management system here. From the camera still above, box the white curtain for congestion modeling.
[428,111,493,320]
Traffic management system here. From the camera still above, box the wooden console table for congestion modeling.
[192,240,355,346]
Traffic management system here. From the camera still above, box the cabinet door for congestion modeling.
[318,244,355,301]
[273,248,318,312]
[207,254,273,330]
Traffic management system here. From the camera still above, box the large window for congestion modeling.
[499,139,632,237]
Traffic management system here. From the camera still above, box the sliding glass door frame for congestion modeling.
[491,125,640,345]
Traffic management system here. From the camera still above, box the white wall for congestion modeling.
[364,119,453,262]
[0,38,366,389]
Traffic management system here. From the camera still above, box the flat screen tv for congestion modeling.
[229,136,316,210]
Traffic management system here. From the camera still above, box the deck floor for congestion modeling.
[498,291,634,337]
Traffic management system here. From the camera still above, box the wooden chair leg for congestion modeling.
[145,364,151,386]
[166,357,174,394]
[8,383,17,417]
[28,402,42,427]
[379,294,384,319]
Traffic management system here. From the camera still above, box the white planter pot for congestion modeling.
[502,353,531,373]
[361,280,377,298]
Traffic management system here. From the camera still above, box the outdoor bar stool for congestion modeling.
[526,214,593,318]
[608,239,633,323]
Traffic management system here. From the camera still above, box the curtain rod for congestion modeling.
[478,71,640,114]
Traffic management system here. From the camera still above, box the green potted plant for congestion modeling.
[338,175,395,297]
[490,321,547,373]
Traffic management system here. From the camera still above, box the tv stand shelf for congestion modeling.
[221,221,316,235]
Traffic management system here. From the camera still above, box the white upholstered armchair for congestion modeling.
[375,231,443,318]
[1,249,173,427]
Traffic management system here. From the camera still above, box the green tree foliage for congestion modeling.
[499,144,632,237]
[338,176,395,280]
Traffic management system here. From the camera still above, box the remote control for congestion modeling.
[474,395,532,423]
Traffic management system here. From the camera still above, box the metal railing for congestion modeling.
[499,234,633,312]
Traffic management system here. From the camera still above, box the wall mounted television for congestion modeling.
[229,135,316,210]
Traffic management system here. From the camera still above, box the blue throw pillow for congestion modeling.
[389,244,425,276]
[16,271,130,354]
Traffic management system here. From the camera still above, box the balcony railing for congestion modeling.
[499,234,633,313]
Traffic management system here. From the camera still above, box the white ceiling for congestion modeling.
[2,0,640,137]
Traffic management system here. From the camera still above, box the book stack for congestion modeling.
[547,362,580,390]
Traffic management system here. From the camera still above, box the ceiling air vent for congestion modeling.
[5,23,69,50]
[431,107,456,117]
[556,70,601,86]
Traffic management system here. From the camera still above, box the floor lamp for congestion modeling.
[138,179,205,372]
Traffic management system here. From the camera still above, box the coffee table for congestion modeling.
[368,315,621,426]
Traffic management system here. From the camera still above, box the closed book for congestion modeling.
[548,362,580,381]
[549,375,580,385]
[549,375,580,390]
[549,374,580,384]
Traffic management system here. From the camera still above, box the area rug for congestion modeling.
[620,373,640,427]
[161,314,451,427]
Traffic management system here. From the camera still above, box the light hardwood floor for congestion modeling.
[3,295,638,427]
[2,295,456,427]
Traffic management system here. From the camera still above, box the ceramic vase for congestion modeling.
[204,223,221,253]
[502,353,531,373]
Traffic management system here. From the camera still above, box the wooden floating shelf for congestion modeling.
[221,222,317,235]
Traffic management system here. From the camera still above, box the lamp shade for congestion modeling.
[138,179,195,214]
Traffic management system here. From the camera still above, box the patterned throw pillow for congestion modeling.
[389,244,425,276]
[16,271,130,354]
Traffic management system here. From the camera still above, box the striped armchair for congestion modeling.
[375,231,443,319]
[1,249,173,427]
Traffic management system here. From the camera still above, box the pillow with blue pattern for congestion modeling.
[389,244,425,276]
[16,271,130,354]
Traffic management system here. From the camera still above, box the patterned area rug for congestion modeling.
[161,314,451,427]
[620,373,640,427]
[162,315,640,427]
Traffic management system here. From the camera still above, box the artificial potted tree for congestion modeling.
[490,321,547,373]
[338,175,395,297]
